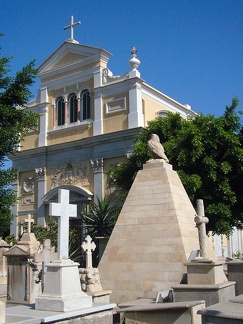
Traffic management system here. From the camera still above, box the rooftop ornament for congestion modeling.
[129,46,140,71]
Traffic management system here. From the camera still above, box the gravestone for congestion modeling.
[82,235,96,268]
[4,215,41,304]
[34,238,57,292]
[80,235,112,303]
[172,199,235,306]
[35,189,92,312]
[99,160,216,303]
[0,238,11,297]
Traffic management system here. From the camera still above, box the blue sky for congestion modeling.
[1,0,243,117]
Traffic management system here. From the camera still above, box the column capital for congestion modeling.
[35,167,46,180]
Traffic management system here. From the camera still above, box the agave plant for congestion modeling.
[80,196,120,239]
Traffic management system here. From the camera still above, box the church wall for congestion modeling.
[142,95,175,125]
[47,126,93,146]
[20,131,39,151]
[103,112,128,133]
[102,92,129,133]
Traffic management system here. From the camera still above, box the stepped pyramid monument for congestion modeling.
[99,135,215,303]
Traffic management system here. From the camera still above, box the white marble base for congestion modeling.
[35,293,92,312]
[0,300,5,324]
[35,259,92,312]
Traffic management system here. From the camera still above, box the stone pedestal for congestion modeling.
[118,300,205,324]
[35,259,92,312]
[185,260,228,285]
[227,261,243,296]
[173,282,235,307]
[173,260,235,306]
[198,294,243,323]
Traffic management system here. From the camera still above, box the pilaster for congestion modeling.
[10,180,19,237]
[93,90,103,136]
[35,167,46,226]
[128,80,144,128]
[38,87,49,147]
[91,159,104,201]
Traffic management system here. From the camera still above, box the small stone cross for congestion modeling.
[64,16,81,41]
[194,199,209,259]
[49,189,77,260]
[81,235,96,268]
[25,214,34,234]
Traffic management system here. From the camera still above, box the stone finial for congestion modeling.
[194,199,209,259]
[129,46,140,71]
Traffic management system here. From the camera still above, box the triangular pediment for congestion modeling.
[4,245,29,256]
[38,41,111,77]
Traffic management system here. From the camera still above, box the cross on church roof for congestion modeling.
[64,15,81,43]
[49,189,77,259]
[25,214,34,234]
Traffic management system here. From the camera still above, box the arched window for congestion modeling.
[56,97,65,126]
[81,90,90,121]
[69,93,78,123]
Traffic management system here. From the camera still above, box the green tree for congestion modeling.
[0,42,39,237]
[107,98,243,235]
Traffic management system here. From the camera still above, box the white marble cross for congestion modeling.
[64,16,81,41]
[25,214,34,234]
[81,235,96,268]
[49,189,77,259]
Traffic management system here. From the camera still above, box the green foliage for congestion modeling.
[80,196,121,238]
[107,98,243,235]
[31,216,58,248]
[233,252,243,260]
[0,39,39,238]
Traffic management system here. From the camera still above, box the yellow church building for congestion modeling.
[10,17,197,237]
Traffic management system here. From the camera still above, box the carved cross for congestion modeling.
[49,189,77,259]
[81,235,96,268]
[25,214,34,234]
[64,16,81,41]
[194,199,209,259]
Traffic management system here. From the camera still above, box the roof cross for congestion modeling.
[64,16,81,41]
[25,214,34,234]
[49,189,77,259]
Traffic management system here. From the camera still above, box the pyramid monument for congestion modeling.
[99,153,215,303]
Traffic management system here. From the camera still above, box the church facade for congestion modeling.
[10,22,197,236]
